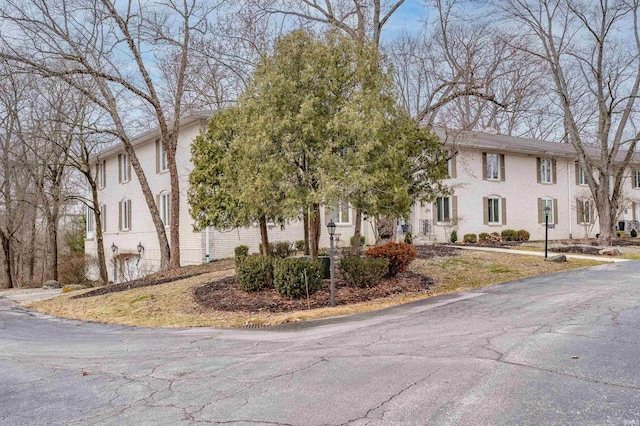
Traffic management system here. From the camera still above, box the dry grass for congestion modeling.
[27,250,603,328]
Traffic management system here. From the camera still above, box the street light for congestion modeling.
[544,205,551,259]
[111,243,118,284]
[327,220,336,307]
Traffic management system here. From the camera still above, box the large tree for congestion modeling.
[500,0,640,244]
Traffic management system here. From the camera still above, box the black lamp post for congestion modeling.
[327,220,336,307]
[137,241,144,255]
[111,243,118,283]
[544,205,551,259]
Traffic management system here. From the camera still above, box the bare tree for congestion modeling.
[499,0,640,244]
[0,0,219,270]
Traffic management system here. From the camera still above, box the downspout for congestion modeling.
[567,161,573,239]
[205,226,210,263]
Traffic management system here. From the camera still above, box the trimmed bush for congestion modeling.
[258,242,274,256]
[365,242,417,277]
[350,235,366,247]
[463,234,477,243]
[404,231,413,244]
[631,229,638,238]
[236,255,273,292]
[273,241,294,258]
[273,258,323,298]
[501,229,519,241]
[295,240,305,251]
[339,256,389,288]
[234,245,249,259]
[478,232,490,242]
[518,229,530,241]
[450,230,458,243]
[490,232,502,242]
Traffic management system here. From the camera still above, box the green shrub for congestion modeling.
[295,240,305,251]
[365,242,417,277]
[631,229,638,238]
[318,247,330,256]
[339,256,389,288]
[273,241,294,258]
[273,258,323,298]
[478,232,490,242]
[236,255,273,292]
[490,232,502,242]
[463,234,477,243]
[450,230,458,243]
[404,231,413,244]
[517,230,530,241]
[258,242,274,256]
[234,245,249,259]
[501,229,519,241]
[350,235,366,247]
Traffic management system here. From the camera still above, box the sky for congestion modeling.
[381,0,433,39]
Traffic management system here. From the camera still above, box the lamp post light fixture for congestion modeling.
[137,241,144,255]
[111,243,118,284]
[327,220,336,307]
[544,205,551,259]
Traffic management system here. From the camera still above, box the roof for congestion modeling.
[433,127,638,164]
[92,110,214,162]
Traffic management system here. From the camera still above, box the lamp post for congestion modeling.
[327,220,336,307]
[137,241,144,255]
[111,242,118,283]
[544,205,551,259]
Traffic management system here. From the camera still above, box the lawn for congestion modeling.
[27,250,604,328]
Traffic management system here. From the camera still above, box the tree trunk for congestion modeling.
[0,230,13,289]
[27,209,36,282]
[90,184,109,285]
[47,216,59,281]
[376,216,396,244]
[303,209,310,256]
[309,203,321,258]
[351,208,363,255]
[259,216,270,257]
[167,144,181,269]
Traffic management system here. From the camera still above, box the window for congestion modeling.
[119,153,130,183]
[540,159,553,183]
[539,197,556,224]
[328,202,350,224]
[159,192,170,226]
[633,169,640,189]
[119,199,132,231]
[486,153,499,180]
[157,139,168,173]
[99,204,107,232]
[577,198,592,224]
[436,196,450,222]
[487,197,501,224]
[578,165,587,186]
[96,160,106,189]
[86,206,95,235]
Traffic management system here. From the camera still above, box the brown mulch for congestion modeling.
[415,245,461,259]
[552,245,602,255]
[194,271,433,313]
[72,259,235,299]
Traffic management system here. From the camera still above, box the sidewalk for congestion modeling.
[0,288,62,304]
[446,245,632,263]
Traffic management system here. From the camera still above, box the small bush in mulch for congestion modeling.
[463,234,477,243]
[366,242,417,277]
[193,272,434,313]
[236,255,273,292]
[339,256,389,288]
[273,258,323,298]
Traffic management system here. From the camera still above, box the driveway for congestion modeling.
[1,262,639,425]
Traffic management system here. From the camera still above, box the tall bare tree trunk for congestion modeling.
[90,185,109,284]
[303,209,310,256]
[309,203,321,258]
[351,208,363,255]
[259,216,270,257]
[0,230,13,289]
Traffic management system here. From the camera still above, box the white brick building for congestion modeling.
[85,115,640,281]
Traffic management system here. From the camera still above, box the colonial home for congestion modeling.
[86,114,640,282]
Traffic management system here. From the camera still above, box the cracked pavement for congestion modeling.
[2,262,640,425]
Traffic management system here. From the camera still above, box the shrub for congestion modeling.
[518,229,530,241]
[478,232,490,242]
[463,234,477,243]
[58,253,98,286]
[631,229,638,238]
[318,247,330,256]
[258,242,274,256]
[295,240,305,251]
[339,256,389,288]
[234,245,249,259]
[236,255,273,292]
[501,229,519,241]
[404,231,413,244]
[450,230,458,243]
[273,241,294,258]
[350,235,366,247]
[273,258,323,298]
[365,242,417,277]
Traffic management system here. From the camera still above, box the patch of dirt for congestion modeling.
[73,259,234,299]
[552,245,602,255]
[194,271,433,313]
[415,245,462,259]
[614,239,640,246]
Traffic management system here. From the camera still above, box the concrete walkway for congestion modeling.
[446,244,632,262]
[0,288,62,304]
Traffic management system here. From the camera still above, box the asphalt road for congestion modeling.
[2,262,640,425]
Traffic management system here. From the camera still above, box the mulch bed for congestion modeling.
[552,245,603,255]
[415,245,461,259]
[194,271,433,313]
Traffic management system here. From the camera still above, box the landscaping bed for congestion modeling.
[552,245,603,255]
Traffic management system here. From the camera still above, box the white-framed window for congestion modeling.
[487,196,501,224]
[329,202,350,224]
[436,196,451,223]
[578,165,587,186]
[578,198,592,224]
[119,199,132,231]
[541,197,554,224]
[540,159,553,183]
[99,203,106,232]
[486,153,499,180]
[159,191,170,226]
[96,160,106,189]
[119,153,130,183]
[157,139,168,173]
[633,169,640,189]
[86,206,95,236]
